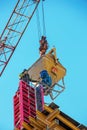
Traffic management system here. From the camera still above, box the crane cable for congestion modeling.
[36,0,46,40]
[36,8,41,40]
[41,0,46,37]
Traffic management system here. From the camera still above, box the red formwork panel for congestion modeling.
[13,80,36,129]
[29,85,36,118]
[13,91,20,127]
[13,81,30,129]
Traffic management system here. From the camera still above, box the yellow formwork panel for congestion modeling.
[28,48,66,86]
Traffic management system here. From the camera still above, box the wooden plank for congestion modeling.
[44,105,80,130]
[22,122,32,130]
[56,114,80,130]
[14,128,19,130]
[54,125,67,130]
[29,116,44,130]
[46,109,60,121]
[37,110,50,125]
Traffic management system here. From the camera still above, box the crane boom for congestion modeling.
[0,0,40,76]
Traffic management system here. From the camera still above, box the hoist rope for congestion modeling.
[36,0,46,41]
[41,0,46,36]
[36,8,41,40]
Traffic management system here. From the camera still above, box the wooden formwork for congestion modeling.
[15,102,87,130]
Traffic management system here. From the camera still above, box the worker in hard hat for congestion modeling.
[40,70,52,90]
[19,69,38,84]
[39,36,48,56]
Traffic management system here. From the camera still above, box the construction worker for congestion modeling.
[40,70,52,90]
[39,36,48,56]
[19,69,38,84]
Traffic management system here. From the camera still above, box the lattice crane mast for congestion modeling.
[0,0,40,76]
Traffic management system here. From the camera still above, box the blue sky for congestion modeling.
[0,0,87,129]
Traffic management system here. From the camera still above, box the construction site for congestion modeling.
[0,0,87,130]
